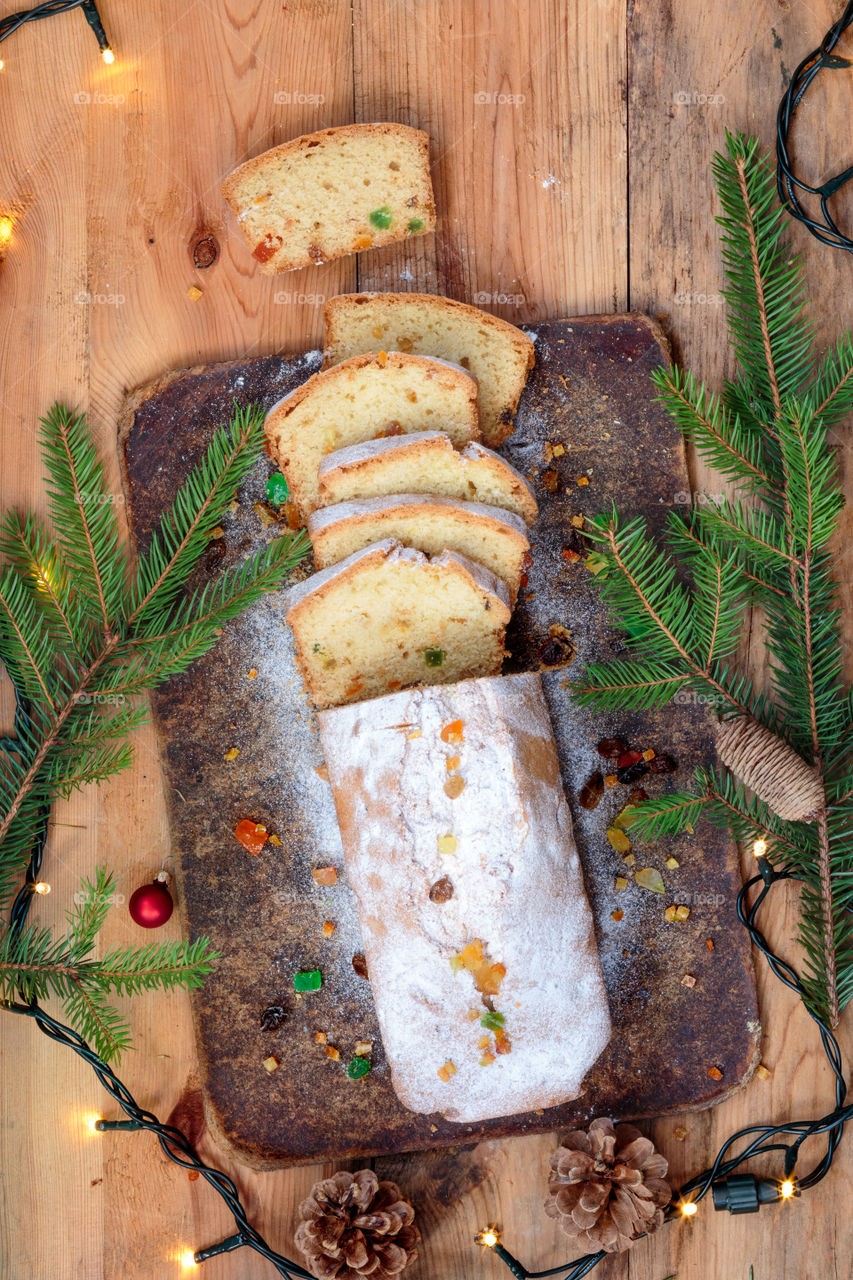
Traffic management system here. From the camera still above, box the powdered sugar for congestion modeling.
[317,674,611,1123]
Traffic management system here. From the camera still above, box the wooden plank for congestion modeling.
[629,5,853,1280]
[352,0,627,319]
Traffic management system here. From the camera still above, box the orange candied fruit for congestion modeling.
[437,1060,456,1083]
[376,349,388,367]
[446,755,461,772]
[440,719,464,744]
[451,938,506,997]
[479,1051,496,1067]
[234,819,268,855]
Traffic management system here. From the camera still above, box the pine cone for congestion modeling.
[295,1169,420,1279]
[544,1117,671,1253]
[715,715,824,823]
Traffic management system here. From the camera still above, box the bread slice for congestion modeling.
[317,430,538,524]
[322,293,535,445]
[286,538,510,708]
[265,352,480,519]
[307,493,530,603]
[221,124,436,275]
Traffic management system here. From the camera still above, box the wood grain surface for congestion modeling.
[1,2,851,1278]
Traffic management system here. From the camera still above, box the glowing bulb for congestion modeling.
[86,1114,102,1133]
[102,48,115,64]
[34,881,51,895]
[0,215,14,246]
[0,60,5,71]
[476,1227,500,1248]
[753,838,767,859]
[681,1200,698,1217]
[780,1179,795,1199]
[180,1251,198,1270]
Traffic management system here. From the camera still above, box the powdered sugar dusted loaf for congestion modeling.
[317,673,611,1123]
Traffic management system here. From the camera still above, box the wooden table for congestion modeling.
[2,3,852,1277]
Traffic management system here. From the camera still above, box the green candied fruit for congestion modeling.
[293,969,322,993]
[480,1010,505,1031]
[424,648,445,668]
[369,205,393,230]
[407,217,425,234]
[265,473,289,506]
[346,1056,371,1080]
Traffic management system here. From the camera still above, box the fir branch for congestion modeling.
[129,402,267,626]
[0,400,308,1058]
[651,365,780,496]
[582,133,853,1024]
[38,405,126,632]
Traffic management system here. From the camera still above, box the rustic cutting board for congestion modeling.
[119,314,760,1170]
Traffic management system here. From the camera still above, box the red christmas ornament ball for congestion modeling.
[129,874,173,928]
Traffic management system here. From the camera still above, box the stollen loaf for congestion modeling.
[317,672,611,1123]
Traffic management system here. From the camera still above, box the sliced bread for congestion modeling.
[322,292,535,445]
[307,493,530,603]
[317,430,538,524]
[286,538,511,708]
[264,352,480,519]
[221,124,436,275]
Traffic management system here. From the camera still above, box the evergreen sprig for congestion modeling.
[0,400,309,1058]
[573,132,853,1027]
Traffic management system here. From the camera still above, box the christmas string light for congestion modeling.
[0,1,113,67]
[776,0,853,251]
[473,842,852,1279]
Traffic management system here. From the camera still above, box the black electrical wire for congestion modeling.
[776,0,853,252]
[3,681,850,1278]
[0,1,111,55]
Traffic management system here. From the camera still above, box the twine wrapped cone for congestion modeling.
[715,716,824,823]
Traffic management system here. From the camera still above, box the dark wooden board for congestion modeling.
[119,315,760,1170]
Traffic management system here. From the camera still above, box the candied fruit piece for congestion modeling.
[440,719,464,743]
[708,1065,724,1081]
[446,755,461,771]
[437,1060,456,1082]
[312,866,337,886]
[224,747,239,761]
[369,205,393,229]
[755,1064,771,1080]
[611,909,624,922]
[294,970,322,992]
[262,1055,279,1073]
[444,775,466,798]
[479,1051,496,1066]
[614,876,628,891]
[347,1056,370,1079]
[322,921,335,938]
[234,819,268,855]
[607,828,631,854]
[675,904,691,920]
[438,834,457,856]
[635,867,665,894]
[325,1045,341,1061]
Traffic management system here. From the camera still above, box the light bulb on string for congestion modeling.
[681,1200,698,1218]
[179,1250,198,1270]
[780,1179,796,1199]
[101,47,114,63]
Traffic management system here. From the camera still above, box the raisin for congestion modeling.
[429,876,454,903]
[629,787,649,803]
[538,624,575,669]
[579,771,604,810]
[352,953,369,979]
[260,1005,286,1032]
[649,753,678,774]
[564,526,592,556]
[617,760,649,785]
[307,243,325,264]
[203,539,227,571]
[597,737,628,758]
[616,749,643,770]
